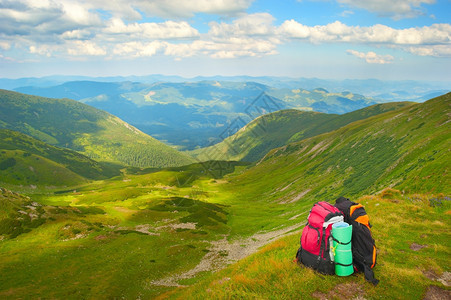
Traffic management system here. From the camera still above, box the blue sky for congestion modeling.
[0,0,450,80]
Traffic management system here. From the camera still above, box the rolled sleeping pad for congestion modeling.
[332,222,353,276]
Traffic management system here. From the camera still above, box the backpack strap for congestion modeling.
[331,234,351,245]
[335,261,353,267]
[349,204,363,217]
[350,204,372,229]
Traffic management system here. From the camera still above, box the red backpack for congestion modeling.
[296,201,344,274]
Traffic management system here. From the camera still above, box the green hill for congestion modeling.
[225,93,450,207]
[0,89,194,168]
[0,129,120,187]
[0,149,88,187]
[191,102,413,162]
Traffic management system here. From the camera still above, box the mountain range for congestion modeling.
[10,80,388,149]
[10,77,448,150]
[1,75,448,99]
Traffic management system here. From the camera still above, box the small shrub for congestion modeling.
[0,157,16,170]
[378,188,402,199]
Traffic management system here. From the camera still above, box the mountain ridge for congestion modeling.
[0,89,194,168]
[253,92,450,198]
[191,101,414,162]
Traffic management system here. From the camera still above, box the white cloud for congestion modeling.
[112,41,166,57]
[29,45,52,57]
[278,20,451,56]
[404,45,451,57]
[0,0,101,37]
[209,13,275,37]
[61,29,93,40]
[86,0,254,19]
[104,18,199,40]
[347,49,394,64]
[276,20,451,59]
[134,0,254,18]
[340,10,354,17]
[99,13,280,59]
[67,41,106,56]
[337,0,436,20]
[0,41,11,50]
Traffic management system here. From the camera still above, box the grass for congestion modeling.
[0,129,120,180]
[0,161,248,299]
[0,149,87,186]
[173,192,451,299]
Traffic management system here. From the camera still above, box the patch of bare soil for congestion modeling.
[424,270,451,287]
[312,282,365,300]
[134,224,160,235]
[155,222,197,232]
[280,189,311,204]
[423,285,451,300]
[95,235,108,241]
[439,272,451,287]
[150,223,302,287]
[410,242,427,251]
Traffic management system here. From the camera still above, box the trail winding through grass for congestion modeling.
[151,223,304,287]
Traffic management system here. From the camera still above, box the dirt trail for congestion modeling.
[151,223,303,287]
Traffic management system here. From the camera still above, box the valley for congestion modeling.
[9,80,382,149]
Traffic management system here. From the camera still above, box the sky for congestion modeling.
[0,0,450,80]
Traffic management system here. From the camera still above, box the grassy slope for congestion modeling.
[0,89,194,168]
[0,129,119,185]
[0,162,248,299]
[227,93,449,202]
[174,191,451,299]
[191,102,413,162]
[0,149,87,187]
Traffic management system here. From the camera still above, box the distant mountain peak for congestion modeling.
[312,88,329,93]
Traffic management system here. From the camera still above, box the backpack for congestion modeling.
[296,201,344,274]
[334,197,379,285]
